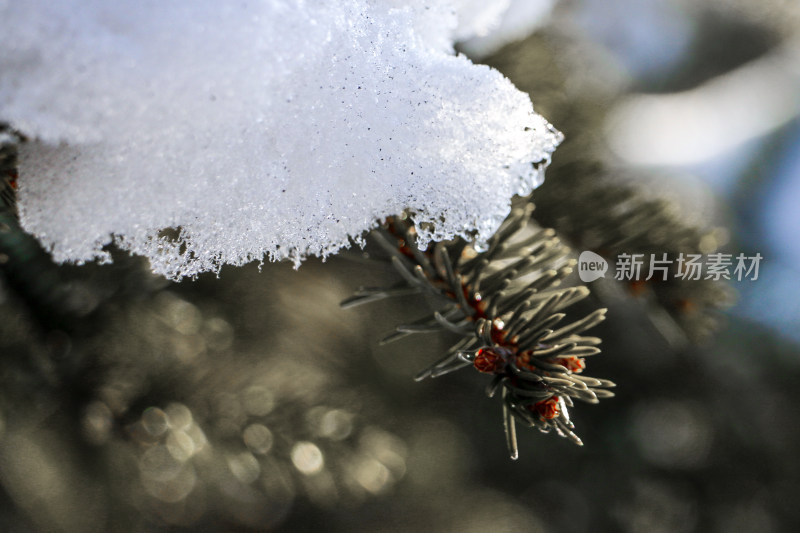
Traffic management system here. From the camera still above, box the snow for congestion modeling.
[1,1,560,279]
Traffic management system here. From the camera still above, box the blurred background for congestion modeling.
[1,0,799,531]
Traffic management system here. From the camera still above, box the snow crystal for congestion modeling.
[1,1,561,279]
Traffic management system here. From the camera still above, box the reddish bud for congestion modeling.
[532,396,560,420]
[473,348,504,374]
[559,356,585,373]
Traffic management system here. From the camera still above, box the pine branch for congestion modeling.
[343,206,615,459]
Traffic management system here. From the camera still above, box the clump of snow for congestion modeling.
[1,1,561,280]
